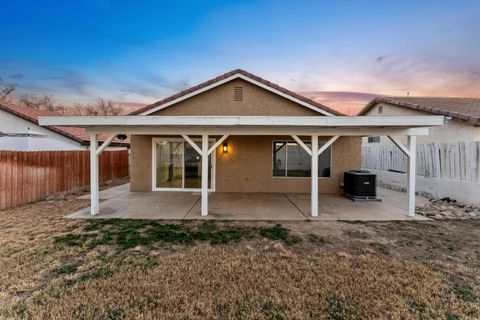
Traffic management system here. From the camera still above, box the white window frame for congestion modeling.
[271,139,332,179]
[152,137,216,192]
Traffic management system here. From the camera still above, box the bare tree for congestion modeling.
[18,93,67,114]
[70,102,88,116]
[11,91,123,116]
[0,77,16,102]
[82,99,122,116]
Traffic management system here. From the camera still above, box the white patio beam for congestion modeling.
[39,115,445,128]
[95,134,116,156]
[208,134,229,155]
[407,136,417,217]
[201,133,209,216]
[387,136,411,157]
[82,127,431,137]
[90,133,99,215]
[317,136,340,156]
[181,134,203,155]
[291,135,312,156]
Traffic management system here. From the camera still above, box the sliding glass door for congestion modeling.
[153,138,213,191]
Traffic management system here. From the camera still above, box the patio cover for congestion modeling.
[39,115,445,218]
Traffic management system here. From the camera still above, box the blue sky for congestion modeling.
[1,0,479,110]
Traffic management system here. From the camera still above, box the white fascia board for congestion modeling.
[139,73,335,117]
[39,115,445,128]
[85,127,430,137]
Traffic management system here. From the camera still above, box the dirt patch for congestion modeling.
[1,200,479,319]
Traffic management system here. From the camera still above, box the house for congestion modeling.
[359,97,480,144]
[360,97,480,205]
[39,69,444,218]
[0,103,129,151]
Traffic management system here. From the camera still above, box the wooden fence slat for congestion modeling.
[363,142,480,183]
[0,152,6,210]
[0,150,129,210]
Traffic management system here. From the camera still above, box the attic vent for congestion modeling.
[234,86,243,101]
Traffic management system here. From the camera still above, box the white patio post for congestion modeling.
[201,133,209,216]
[407,135,417,217]
[388,135,417,217]
[311,135,319,217]
[89,133,116,216]
[90,133,99,215]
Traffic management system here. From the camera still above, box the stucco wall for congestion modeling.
[362,102,479,146]
[130,135,153,191]
[130,135,362,193]
[151,79,321,116]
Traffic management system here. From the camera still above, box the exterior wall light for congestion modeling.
[223,142,228,153]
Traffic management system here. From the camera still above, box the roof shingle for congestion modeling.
[359,96,480,125]
[130,69,343,116]
[0,103,130,146]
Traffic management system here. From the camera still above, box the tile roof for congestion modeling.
[130,69,343,116]
[359,96,480,126]
[0,103,130,146]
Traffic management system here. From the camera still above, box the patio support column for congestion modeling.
[407,135,417,217]
[90,133,99,215]
[201,133,209,216]
[311,135,319,217]
[89,133,116,216]
[387,135,416,217]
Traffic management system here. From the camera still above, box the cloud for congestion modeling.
[300,91,380,115]
[10,73,23,80]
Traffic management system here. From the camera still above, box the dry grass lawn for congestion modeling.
[0,200,479,319]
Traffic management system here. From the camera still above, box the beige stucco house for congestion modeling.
[360,97,480,205]
[39,70,444,218]
[360,97,480,145]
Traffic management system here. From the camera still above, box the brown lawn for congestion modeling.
[0,200,479,319]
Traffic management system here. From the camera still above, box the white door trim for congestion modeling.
[152,137,216,192]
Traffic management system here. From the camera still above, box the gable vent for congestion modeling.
[234,86,243,101]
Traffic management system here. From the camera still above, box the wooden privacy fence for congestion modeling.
[362,141,480,182]
[0,150,129,210]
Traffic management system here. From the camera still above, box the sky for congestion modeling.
[1,0,479,114]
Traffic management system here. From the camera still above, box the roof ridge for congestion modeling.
[130,69,343,116]
[383,96,480,100]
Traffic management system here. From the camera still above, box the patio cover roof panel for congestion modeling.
[39,115,445,129]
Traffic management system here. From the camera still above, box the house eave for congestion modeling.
[39,115,445,128]
[39,115,444,137]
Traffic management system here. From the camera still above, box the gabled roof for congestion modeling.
[130,69,343,116]
[0,103,129,146]
[359,96,480,126]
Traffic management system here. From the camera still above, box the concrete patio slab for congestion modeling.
[67,192,199,219]
[185,193,307,220]
[77,183,130,200]
[67,187,430,221]
[286,188,429,221]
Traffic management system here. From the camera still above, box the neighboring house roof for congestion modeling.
[131,69,343,116]
[0,103,130,146]
[359,97,480,126]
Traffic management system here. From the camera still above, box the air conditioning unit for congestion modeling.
[343,170,380,201]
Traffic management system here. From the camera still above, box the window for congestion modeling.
[272,140,331,178]
[368,136,380,143]
[378,105,383,114]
